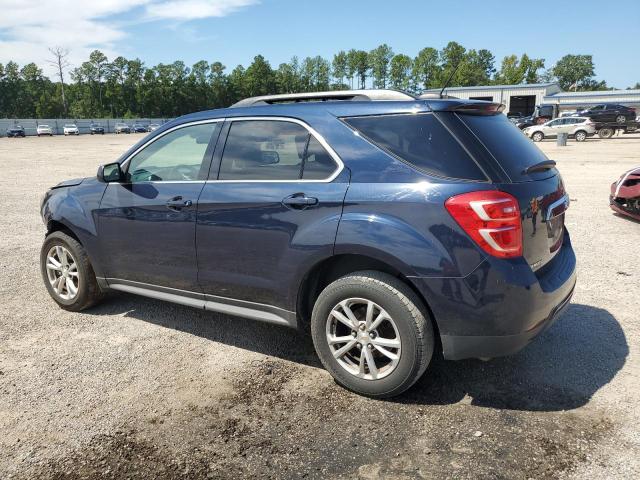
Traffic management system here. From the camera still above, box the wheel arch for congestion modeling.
[296,253,440,342]
[46,219,82,244]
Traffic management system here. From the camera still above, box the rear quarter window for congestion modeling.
[458,113,552,181]
[342,113,487,181]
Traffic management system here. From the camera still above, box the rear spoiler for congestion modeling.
[448,102,505,115]
[419,97,506,115]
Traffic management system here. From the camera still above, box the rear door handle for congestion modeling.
[282,193,318,209]
[166,196,193,210]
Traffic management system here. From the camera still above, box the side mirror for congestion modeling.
[97,162,124,183]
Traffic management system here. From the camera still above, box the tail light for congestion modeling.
[445,191,522,258]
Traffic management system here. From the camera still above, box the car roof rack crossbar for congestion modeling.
[231,89,416,107]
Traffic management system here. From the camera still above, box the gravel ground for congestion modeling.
[0,133,638,479]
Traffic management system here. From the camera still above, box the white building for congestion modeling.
[427,82,561,116]
[425,82,640,116]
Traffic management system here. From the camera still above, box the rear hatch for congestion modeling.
[445,109,569,270]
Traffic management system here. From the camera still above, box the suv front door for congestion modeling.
[195,118,349,315]
[96,120,222,291]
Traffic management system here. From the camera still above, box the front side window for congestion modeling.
[218,120,337,181]
[126,122,218,182]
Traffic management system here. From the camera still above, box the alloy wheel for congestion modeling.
[326,298,401,380]
[45,245,80,300]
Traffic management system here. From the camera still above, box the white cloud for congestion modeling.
[0,0,258,77]
[146,0,258,21]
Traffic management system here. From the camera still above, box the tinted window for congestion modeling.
[459,113,551,180]
[302,137,338,179]
[343,113,486,180]
[127,123,218,182]
[219,120,309,180]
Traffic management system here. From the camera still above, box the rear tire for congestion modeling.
[575,130,587,142]
[598,127,614,139]
[532,131,544,142]
[311,271,434,398]
[40,231,104,312]
[615,115,626,124]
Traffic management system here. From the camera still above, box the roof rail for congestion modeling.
[230,89,416,107]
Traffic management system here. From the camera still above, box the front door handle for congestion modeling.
[166,196,193,210]
[282,193,318,209]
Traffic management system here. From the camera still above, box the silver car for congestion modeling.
[524,117,596,142]
[36,124,53,136]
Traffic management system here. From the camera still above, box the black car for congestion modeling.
[575,104,636,123]
[132,124,149,133]
[40,89,576,398]
[6,126,26,137]
[90,124,105,135]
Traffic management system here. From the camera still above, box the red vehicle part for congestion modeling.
[610,166,640,220]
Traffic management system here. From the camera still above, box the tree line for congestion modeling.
[0,41,634,119]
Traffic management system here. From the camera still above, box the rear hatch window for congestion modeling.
[343,113,488,181]
[457,113,555,182]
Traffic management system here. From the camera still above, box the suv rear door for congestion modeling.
[195,118,349,313]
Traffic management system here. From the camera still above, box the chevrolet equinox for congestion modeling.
[40,90,576,398]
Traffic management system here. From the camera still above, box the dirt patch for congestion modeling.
[25,359,613,480]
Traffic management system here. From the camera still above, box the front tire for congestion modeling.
[532,131,544,142]
[575,130,587,142]
[40,231,104,311]
[311,271,434,398]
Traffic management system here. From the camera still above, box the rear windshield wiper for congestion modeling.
[522,160,556,175]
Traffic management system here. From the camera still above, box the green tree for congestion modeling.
[332,51,348,88]
[244,55,276,96]
[551,54,595,90]
[389,54,413,91]
[369,44,394,88]
[412,47,439,91]
[496,54,545,84]
[351,50,369,89]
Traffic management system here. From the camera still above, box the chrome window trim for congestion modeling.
[212,116,344,183]
[119,118,226,171]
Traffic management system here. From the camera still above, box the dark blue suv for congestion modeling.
[40,90,576,398]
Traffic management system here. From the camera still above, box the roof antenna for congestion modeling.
[439,62,461,99]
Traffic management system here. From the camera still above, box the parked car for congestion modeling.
[573,104,636,124]
[148,123,161,131]
[6,126,26,137]
[133,123,149,133]
[610,166,640,221]
[40,89,576,398]
[114,123,131,134]
[523,117,596,142]
[37,125,53,136]
[63,124,80,136]
[90,123,105,135]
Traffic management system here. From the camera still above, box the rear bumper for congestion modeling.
[411,231,577,360]
[440,281,574,360]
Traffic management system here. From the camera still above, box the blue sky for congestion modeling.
[1,0,638,88]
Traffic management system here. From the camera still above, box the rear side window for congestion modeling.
[219,120,308,180]
[458,113,550,180]
[302,137,337,180]
[219,120,338,181]
[343,113,486,180]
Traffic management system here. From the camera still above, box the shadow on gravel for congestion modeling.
[87,293,322,367]
[400,303,628,412]
[90,298,626,413]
